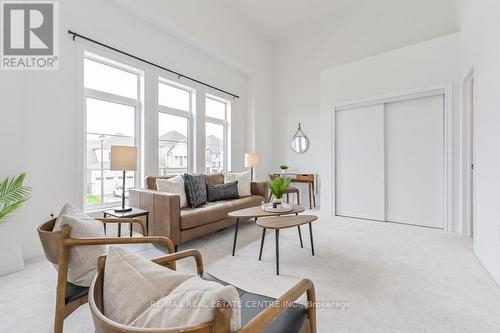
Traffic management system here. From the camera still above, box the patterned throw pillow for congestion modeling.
[184,174,207,208]
[206,181,239,202]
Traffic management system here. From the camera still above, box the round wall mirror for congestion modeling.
[291,123,309,154]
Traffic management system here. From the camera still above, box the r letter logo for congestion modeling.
[1,1,59,70]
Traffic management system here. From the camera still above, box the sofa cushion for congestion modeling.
[180,195,263,230]
[204,173,224,185]
[156,175,187,208]
[225,171,251,197]
[184,174,207,208]
[207,181,239,202]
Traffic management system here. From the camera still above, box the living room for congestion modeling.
[1,0,500,332]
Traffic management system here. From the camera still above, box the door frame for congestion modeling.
[332,84,453,231]
[462,68,476,240]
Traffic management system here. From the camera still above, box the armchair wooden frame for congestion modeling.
[37,217,175,333]
[89,250,317,333]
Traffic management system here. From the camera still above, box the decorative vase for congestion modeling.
[272,198,282,209]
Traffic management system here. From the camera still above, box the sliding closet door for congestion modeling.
[335,105,385,221]
[385,95,444,228]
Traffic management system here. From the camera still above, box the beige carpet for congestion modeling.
[1,210,500,332]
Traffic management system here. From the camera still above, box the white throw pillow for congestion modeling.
[225,171,251,197]
[157,176,187,208]
[104,246,241,331]
[53,203,107,287]
[104,246,193,325]
[132,276,241,332]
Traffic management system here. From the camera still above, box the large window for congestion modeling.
[158,80,192,175]
[205,95,229,173]
[83,53,141,210]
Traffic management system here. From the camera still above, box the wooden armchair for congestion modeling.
[89,249,317,333]
[37,217,175,333]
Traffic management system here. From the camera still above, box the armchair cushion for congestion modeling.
[104,246,193,325]
[54,203,107,287]
[201,273,308,333]
[104,246,241,331]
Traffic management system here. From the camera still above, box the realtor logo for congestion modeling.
[1,1,59,70]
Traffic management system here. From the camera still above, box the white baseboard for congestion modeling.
[0,261,24,276]
[23,248,44,260]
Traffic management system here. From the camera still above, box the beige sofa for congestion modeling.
[129,174,267,246]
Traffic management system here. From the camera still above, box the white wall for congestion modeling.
[1,0,272,268]
[459,0,500,285]
[320,34,461,231]
[111,0,275,180]
[0,73,25,274]
[272,0,459,205]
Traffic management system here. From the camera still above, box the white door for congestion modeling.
[384,95,444,228]
[335,104,385,221]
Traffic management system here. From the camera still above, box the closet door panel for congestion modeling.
[385,95,444,228]
[335,104,385,221]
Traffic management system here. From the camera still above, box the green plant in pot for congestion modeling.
[279,165,288,174]
[267,176,291,208]
[0,173,31,223]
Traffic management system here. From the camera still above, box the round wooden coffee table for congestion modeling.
[228,205,305,256]
[256,215,317,275]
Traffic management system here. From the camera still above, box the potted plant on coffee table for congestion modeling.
[279,165,289,174]
[267,176,291,208]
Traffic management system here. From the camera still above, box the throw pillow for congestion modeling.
[104,246,241,331]
[224,171,251,197]
[104,246,193,325]
[132,275,241,332]
[156,175,187,208]
[184,174,207,208]
[206,181,239,202]
[53,203,107,287]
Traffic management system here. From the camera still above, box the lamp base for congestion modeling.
[114,207,132,213]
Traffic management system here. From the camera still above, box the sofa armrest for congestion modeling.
[251,181,268,199]
[129,188,181,245]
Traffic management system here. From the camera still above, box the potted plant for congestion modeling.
[267,176,291,208]
[280,165,289,174]
[0,173,31,223]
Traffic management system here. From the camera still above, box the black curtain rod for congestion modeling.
[67,30,240,99]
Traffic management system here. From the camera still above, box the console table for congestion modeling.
[272,173,316,209]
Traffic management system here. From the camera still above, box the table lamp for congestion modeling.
[244,153,259,181]
[110,146,137,212]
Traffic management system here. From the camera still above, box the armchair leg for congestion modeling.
[54,312,64,333]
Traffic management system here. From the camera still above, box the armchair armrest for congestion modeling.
[239,278,316,333]
[96,218,147,236]
[251,181,268,199]
[152,249,204,274]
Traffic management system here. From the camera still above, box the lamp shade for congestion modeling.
[110,146,137,171]
[244,153,259,168]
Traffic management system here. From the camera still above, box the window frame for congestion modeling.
[81,50,143,212]
[157,78,194,176]
[204,94,231,173]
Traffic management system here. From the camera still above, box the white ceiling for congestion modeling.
[221,0,366,42]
